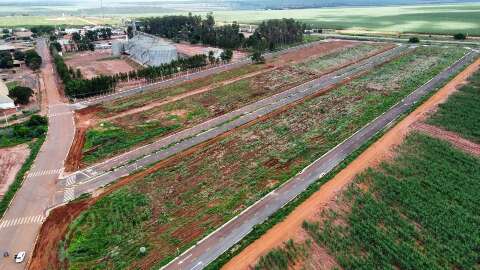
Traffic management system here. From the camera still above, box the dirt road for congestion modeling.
[223,56,480,270]
[0,39,75,269]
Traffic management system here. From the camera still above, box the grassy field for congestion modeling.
[0,115,48,148]
[81,42,385,165]
[0,15,116,27]
[302,132,480,269]
[59,46,466,269]
[1,3,479,35]
[428,70,480,143]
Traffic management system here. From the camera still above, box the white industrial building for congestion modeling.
[112,32,178,67]
[0,81,15,110]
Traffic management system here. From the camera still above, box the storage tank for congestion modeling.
[112,40,125,56]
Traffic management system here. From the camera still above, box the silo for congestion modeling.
[112,40,125,56]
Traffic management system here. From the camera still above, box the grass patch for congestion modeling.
[428,70,480,143]
[304,132,480,269]
[0,115,48,148]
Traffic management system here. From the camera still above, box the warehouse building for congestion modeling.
[112,32,178,67]
[0,81,15,110]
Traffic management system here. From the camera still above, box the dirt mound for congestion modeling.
[29,199,93,270]
[64,106,100,172]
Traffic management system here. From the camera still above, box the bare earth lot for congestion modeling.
[0,144,29,198]
[63,49,136,79]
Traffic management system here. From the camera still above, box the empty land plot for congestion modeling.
[0,144,30,198]
[64,50,136,80]
[79,42,387,166]
[427,70,480,143]
[301,133,480,270]
[57,46,467,269]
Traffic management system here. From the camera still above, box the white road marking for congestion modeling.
[65,175,76,186]
[0,215,45,230]
[28,168,63,178]
[63,188,75,202]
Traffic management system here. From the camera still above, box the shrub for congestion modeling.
[408,37,420,43]
[453,33,467,40]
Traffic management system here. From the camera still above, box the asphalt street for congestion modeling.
[0,39,75,269]
[57,44,411,205]
[159,50,479,270]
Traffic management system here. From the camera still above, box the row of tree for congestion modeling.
[50,43,209,98]
[141,15,306,51]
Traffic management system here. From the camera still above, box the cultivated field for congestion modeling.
[70,41,390,168]
[301,132,480,270]
[428,70,480,143]
[53,46,466,269]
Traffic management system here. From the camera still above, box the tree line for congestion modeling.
[141,15,306,51]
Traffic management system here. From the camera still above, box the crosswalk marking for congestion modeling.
[28,168,63,178]
[63,188,75,202]
[0,215,44,230]
[65,175,76,186]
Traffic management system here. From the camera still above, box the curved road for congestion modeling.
[0,39,75,269]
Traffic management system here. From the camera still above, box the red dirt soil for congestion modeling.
[413,122,480,156]
[0,144,30,198]
[28,199,93,270]
[64,49,136,79]
[222,58,480,270]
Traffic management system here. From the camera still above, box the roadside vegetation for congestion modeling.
[0,115,48,147]
[303,133,480,269]
[80,43,385,165]
[59,46,466,269]
[0,116,47,217]
[428,70,480,143]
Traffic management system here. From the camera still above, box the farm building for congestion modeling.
[0,81,15,110]
[112,32,178,67]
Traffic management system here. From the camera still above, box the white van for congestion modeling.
[14,251,25,263]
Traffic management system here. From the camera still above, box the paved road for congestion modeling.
[0,39,75,269]
[56,45,410,204]
[159,50,479,270]
[73,39,346,107]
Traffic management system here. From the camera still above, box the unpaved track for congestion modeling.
[223,56,480,270]
[413,122,480,156]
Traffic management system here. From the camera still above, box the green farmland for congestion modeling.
[303,132,480,270]
[428,70,480,143]
[58,46,467,269]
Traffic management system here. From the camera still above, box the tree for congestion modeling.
[408,37,420,43]
[251,51,265,64]
[72,32,82,43]
[8,86,33,105]
[50,41,62,52]
[220,49,233,62]
[208,50,216,64]
[453,33,466,40]
[13,50,25,61]
[24,49,42,70]
[0,51,13,68]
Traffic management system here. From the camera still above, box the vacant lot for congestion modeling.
[64,50,137,80]
[75,41,389,166]
[0,144,30,198]
[428,70,480,143]
[301,133,480,270]
[54,46,466,269]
